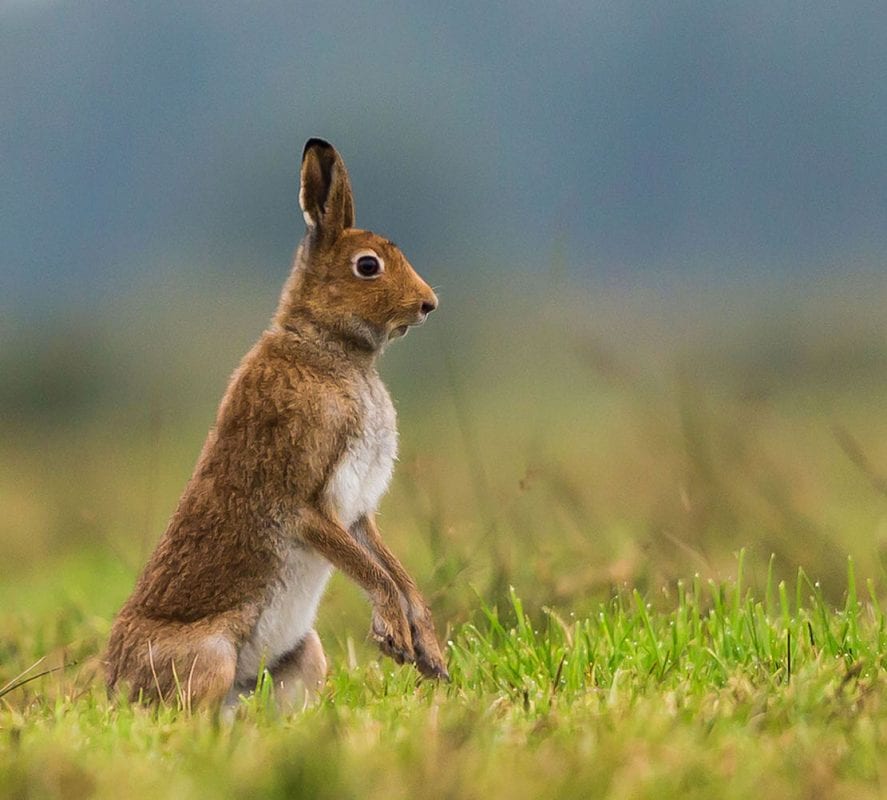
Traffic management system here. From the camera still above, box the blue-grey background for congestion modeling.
[3,0,887,621]
[3,1,886,315]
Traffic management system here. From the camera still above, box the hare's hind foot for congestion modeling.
[223,629,327,716]
[269,629,328,711]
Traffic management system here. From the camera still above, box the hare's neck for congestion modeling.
[273,311,380,369]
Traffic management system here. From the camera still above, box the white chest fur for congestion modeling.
[327,374,398,528]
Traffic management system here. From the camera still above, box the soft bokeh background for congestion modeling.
[2,1,887,648]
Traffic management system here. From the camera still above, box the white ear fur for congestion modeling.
[299,186,314,229]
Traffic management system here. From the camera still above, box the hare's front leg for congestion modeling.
[295,507,415,666]
[352,514,449,680]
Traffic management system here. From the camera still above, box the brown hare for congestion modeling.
[105,138,448,711]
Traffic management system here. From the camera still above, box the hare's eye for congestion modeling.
[353,254,383,279]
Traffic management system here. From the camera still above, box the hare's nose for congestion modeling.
[420,298,438,315]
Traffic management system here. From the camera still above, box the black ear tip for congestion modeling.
[303,137,335,160]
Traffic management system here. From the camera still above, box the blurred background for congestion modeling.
[2,1,887,642]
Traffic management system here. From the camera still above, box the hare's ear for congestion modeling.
[300,138,355,241]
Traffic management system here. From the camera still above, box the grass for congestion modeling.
[3,557,887,799]
[3,277,887,798]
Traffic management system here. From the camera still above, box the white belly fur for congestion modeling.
[235,546,332,683]
[235,376,397,683]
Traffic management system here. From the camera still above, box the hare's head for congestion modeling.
[276,139,438,351]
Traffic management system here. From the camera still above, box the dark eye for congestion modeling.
[354,254,382,278]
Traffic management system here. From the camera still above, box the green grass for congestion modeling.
[3,557,887,799]
[3,279,887,798]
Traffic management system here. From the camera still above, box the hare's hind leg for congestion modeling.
[107,619,237,710]
[143,630,237,710]
[180,632,238,709]
[269,630,328,711]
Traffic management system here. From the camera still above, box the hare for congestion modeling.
[105,138,448,711]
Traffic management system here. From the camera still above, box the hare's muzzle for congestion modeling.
[416,289,438,322]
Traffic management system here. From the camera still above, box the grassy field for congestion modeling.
[4,564,887,799]
[2,275,887,798]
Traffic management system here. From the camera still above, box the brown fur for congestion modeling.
[105,139,447,710]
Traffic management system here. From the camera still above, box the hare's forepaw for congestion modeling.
[410,617,450,682]
[371,607,415,666]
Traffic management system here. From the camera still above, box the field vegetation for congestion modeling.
[2,274,887,798]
